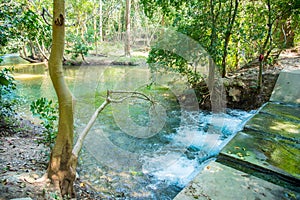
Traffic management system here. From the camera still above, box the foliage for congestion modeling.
[0,0,52,60]
[65,35,92,62]
[142,0,300,83]
[1,0,161,62]
[0,68,18,116]
[0,1,25,54]
[30,97,58,148]
[148,48,202,85]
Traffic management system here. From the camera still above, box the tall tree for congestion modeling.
[220,0,239,77]
[37,2,156,197]
[99,0,103,43]
[47,0,76,197]
[124,0,131,57]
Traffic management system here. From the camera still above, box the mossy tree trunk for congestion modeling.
[47,0,77,197]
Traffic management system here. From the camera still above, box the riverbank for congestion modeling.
[196,46,300,111]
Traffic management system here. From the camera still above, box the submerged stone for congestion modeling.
[187,145,201,152]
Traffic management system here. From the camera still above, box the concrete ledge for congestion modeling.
[270,69,300,104]
[174,161,299,200]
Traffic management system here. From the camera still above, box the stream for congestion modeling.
[1,55,255,199]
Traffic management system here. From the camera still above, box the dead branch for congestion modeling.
[108,90,154,103]
[41,7,52,26]
[72,90,154,157]
[41,7,75,27]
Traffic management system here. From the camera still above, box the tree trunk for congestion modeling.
[93,0,98,55]
[261,0,272,60]
[47,0,76,197]
[284,17,294,48]
[99,0,103,42]
[36,38,49,61]
[221,0,239,78]
[124,0,131,57]
[258,59,263,90]
[29,41,36,59]
[209,0,221,61]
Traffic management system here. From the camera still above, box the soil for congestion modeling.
[0,47,299,200]
[0,117,103,200]
[200,47,300,110]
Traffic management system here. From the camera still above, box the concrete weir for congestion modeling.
[174,69,300,199]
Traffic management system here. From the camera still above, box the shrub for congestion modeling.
[30,97,58,148]
[0,68,18,116]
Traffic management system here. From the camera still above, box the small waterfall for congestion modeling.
[140,109,255,198]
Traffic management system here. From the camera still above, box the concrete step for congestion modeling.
[270,69,300,104]
[174,161,299,200]
[218,102,300,190]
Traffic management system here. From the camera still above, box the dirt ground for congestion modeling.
[0,117,105,200]
[0,47,299,199]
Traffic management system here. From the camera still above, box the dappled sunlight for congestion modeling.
[270,121,300,134]
[14,74,45,80]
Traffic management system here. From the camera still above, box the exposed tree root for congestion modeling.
[23,173,50,184]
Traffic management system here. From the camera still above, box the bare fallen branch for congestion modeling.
[72,90,154,158]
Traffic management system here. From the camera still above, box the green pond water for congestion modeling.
[1,55,254,199]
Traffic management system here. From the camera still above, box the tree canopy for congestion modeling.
[142,0,300,78]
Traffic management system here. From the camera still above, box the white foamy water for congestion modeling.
[141,109,255,188]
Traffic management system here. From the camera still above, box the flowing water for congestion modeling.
[1,55,255,199]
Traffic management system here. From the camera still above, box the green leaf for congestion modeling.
[0,77,9,86]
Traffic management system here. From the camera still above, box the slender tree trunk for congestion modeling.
[47,0,76,197]
[29,41,36,59]
[264,0,273,61]
[258,58,263,90]
[209,0,221,61]
[124,0,131,57]
[36,38,49,61]
[81,14,87,42]
[118,10,122,41]
[99,0,103,42]
[208,0,217,98]
[22,44,27,57]
[258,0,272,90]
[93,0,98,55]
[221,0,239,78]
[209,0,216,57]
[284,17,294,48]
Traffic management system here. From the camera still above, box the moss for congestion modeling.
[221,130,300,179]
[262,103,300,122]
[246,111,300,140]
